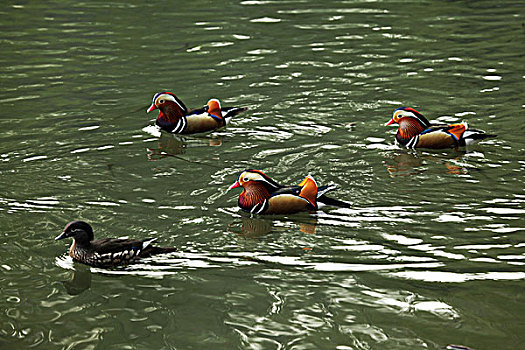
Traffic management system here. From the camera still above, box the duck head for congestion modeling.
[228,170,282,213]
[55,221,94,244]
[385,107,431,127]
[228,169,281,192]
[147,92,188,127]
[386,107,432,141]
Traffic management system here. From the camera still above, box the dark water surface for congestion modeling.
[1,0,524,349]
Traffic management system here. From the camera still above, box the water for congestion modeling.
[1,0,524,349]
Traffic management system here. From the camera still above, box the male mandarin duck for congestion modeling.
[55,221,176,268]
[228,169,350,215]
[386,107,496,149]
[147,92,247,134]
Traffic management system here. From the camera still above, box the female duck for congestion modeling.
[55,221,176,267]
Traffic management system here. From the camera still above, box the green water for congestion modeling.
[1,0,524,349]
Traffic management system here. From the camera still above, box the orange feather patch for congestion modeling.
[448,123,466,141]
[298,176,318,208]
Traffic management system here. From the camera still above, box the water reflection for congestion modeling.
[383,150,478,177]
[236,216,273,237]
[383,151,424,177]
[146,132,223,161]
[228,215,319,238]
[2,0,524,348]
[62,268,92,295]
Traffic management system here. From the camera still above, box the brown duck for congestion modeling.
[386,107,496,149]
[55,221,176,267]
[228,169,350,215]
[147,92,247,134]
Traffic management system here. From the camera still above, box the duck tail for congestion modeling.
[142,245,177,257]
[463,129,497,145]
[141,237,157,249]
[140,237,176,256]
[317,184,337,198]
[223,107,248,119]
[315,184,352,208]
[318,195,352,208]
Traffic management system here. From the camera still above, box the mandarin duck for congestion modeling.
[147,92,247,134]
[228,169,350,215]
[386,107,496,149]
[55,221,176,268]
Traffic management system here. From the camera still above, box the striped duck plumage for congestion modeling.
[147,92,247,134]
[55,221,176,268]
[228,169,350,215]
[386,107,496,149]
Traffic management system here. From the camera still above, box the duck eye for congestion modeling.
[243,177,249,182]
[159,99,165,104]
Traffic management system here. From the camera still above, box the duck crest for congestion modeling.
[244,169,281,190]
[394,107,431,127]
[151,92,188,114]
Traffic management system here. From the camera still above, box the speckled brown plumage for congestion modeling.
[55,221,176,268]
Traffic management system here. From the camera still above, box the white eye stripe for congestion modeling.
[156,94,185,112]
[240,172,280,189]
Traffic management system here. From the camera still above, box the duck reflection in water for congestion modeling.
[147,132,223,161]
[62,267,92,295]
[229,215,318,238]
[384,150,478,177]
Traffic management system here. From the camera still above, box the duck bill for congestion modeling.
[55,231,67,241]
[146,104,157,113]
[385,118,395,126]
[228,181,240,191]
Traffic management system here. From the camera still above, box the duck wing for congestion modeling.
[91,237,152,252]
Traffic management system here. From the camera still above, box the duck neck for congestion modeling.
[397,117,427,141]
[156,103,186,132]
[73,231,93,249]
[239,184,271,211]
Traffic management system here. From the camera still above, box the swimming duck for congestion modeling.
[147,92,247,134]
[55,221,176,267]
[228,169,350,215]
[386,107,496,149]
